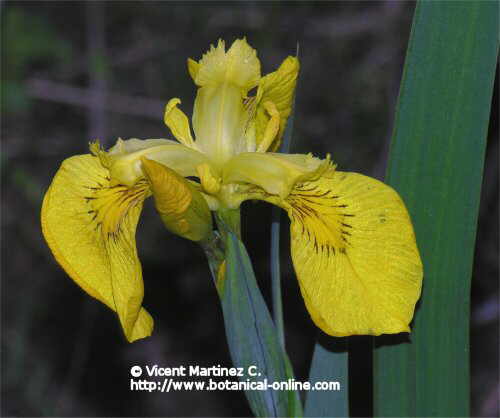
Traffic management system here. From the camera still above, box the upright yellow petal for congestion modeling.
[141,158,213,242]
[41,154,153,342]
[192,38,260,90]
[255,56,299,151]
[280,169,422,336]
[190,38,261,163]
[187,58,200,82]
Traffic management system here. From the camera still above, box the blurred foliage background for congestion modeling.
[1,2,497,416]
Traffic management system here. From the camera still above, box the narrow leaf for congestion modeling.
[221,231,302,417]
[305,337,348,417]
[373,1,498,417]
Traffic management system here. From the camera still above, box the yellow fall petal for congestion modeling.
[41,154,153,342]
[255,56,299,152]
[141,158,213,242]
[164,98,196,148]
[278,169,422,336]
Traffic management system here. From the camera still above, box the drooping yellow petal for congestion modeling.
[255,56,299,152]
[41,154,153,342]
[163,98,196,148]
[280,169,422,336]
[141,158,213,242]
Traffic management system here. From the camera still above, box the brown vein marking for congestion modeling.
[289,191,353,255]
[293,190,337,199]
[294,184,318,192]
[84,179,148,239]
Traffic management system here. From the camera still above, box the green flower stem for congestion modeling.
[215,208,241,239]
[200,231,225,286]
[203,208,241,293]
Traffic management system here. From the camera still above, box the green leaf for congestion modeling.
[221,231,302,417]
[373,1,498,416]
[305,337,348,418]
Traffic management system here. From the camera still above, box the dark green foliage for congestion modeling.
[374,2,498,416]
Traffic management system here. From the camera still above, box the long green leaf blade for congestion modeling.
[222,231,302,417]
[374,1,498,417]
[305,337,348,417]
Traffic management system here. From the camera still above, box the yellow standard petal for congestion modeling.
[191,38,261,164]
[41,154,153,342]
[141,158,213,242]
[254,56,299,152]
[192,38,261,89]
[278,168,423,336]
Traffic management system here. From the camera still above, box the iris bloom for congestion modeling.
[41,39,422,342]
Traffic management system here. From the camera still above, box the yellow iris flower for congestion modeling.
[41,38,422,342]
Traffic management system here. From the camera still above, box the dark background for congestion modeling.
[1,1,498,417]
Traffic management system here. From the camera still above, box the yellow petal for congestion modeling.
[223,152,329,198]
[255,56,299,152]
[163,98,195,148]
[196,162,221,195]
[190,39,263,163]
[141,158,213,242]
[107,138,211,187]
[108,138,178,155]
[256,101,280,152]
[41,154,153,342]
[187,58,200,82]
[193,38,260,90]
[281,169,423,336]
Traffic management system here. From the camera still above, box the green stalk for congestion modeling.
[373,2,498,416]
